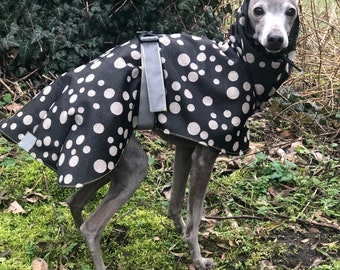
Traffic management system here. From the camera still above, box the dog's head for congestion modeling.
[244,0,299,54]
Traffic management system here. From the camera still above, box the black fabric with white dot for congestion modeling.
[0,1,299,187]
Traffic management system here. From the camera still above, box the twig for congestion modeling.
[205,213,340,232]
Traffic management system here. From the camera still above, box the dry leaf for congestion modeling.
[5,102,23,113]
[7,201,25,214]
[161,185,172,201]
[31,258,48,270]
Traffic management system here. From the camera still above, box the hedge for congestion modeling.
[0,0,229,77]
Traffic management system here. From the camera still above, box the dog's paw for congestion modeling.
[193,257,214,269]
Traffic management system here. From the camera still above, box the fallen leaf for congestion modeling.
[7,201,25,214]
[188,264,196,270]
[161,185,172,201]
[171,252,186,258]
[32,258,48,270]
[5,102,23,113]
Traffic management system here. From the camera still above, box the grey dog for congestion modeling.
[0,0,299,269]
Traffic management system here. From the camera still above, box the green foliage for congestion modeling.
[0,0,226,76]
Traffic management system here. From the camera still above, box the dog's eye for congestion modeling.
[253,7,264,16]
[286,8,296,17]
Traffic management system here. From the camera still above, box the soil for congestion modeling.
[268,228,339,269]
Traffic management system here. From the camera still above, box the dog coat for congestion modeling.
[0,0,299,187]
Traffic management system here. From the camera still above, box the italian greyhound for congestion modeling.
[0,0,299,269]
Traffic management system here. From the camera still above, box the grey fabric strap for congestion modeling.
[137,33,167,130]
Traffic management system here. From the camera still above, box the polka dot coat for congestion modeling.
[0,1,299,187]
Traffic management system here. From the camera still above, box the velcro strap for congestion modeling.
[137,32,167,130]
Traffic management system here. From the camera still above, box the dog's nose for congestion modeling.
[267,33,284,52]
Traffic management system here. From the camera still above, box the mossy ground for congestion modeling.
[0,127,339,269]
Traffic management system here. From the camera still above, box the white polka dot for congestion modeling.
[200,131,209,140]
[223,110,232,118]
[228,71,239,81]
[157,114,167,124]
[198,70,205,76]
[242,102,250,114]
[226,87,240,99]
[245,53,255,63]
[58,153,65,166]
[177,53,191,66]
[131,50,141,60]
[215,65,223,72]
[259,61,266,68]
[75,115,83,125]
[187,122,201,136]
[187,104,195,112]
[159,36,171,46]
[228,59,235,66]
[69,156,79,167]
[177,40,184,45]
[208,120,218,130]
[83,146,91,154]
[213,79,220,85]
[114,57,127,69]
[199,45,206,51]
[188,72,198,82]
[110,102,124,115]
[93,123,105,134]
[109,146,118,157]
[271,62,281,69]
[54,140,60,147]
[98,80,105,86]
[243,82,251,91]
[40,96,46,102]
[93,103,100,109]
[23,115,33,125]
[255,84,265,95]
[90,61,101,69]
[94,159,107,174]
[76,135,85,145]
[43,86,52,95]
[131,68,139,79]
[88,90,96,97]
[69,94,78,104]
[184,89,193,99]
[171,81,181,91]
[122,91,130,101]
[74,65,86,73]
[117,127,124,135]
[210,55,216,61]
[197,52,206,62]
[43,118,52,130]
[169,102,181,114]
[190,63,198,70]
[202,96,213,106]
[225,134,232,142]
[233,141,239,152]
[85,74,95,83]
[77,78,84,84]
[104,88,115,99]
[64,174,73,184]
[231,116,241,127]
[43,136,51,146]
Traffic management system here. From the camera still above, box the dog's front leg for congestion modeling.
[168,145,194,234]
[184,145,218,270]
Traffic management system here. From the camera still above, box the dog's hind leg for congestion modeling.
[67,176,111,230]
[185,145,218,270]
[167,145,194,234]
[79,135,148,270]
